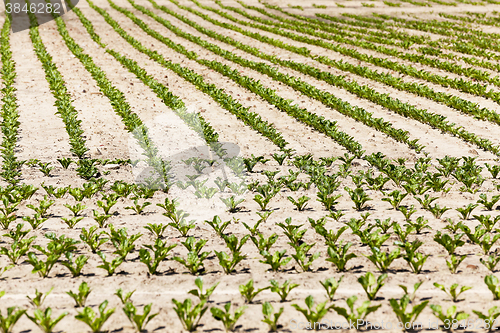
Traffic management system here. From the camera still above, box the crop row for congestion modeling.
[161,0,500,155]
[0,14,22,185]
[2,275,500,332]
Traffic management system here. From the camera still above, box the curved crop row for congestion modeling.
[0,14,22,185]
[85,0,364,156]
[159,0,500,156]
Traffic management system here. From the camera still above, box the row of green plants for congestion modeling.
[164,0,500,156]
[0,14,22,185]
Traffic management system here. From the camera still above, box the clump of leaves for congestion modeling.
[122,302,158,332]
[172,298,208,332]
[211,302,246,332]
[173,237,211,275]
[433,283,471,302]
[188,277,219,302]
[67,282,91,308]
[332,295,381,329]
[269,279,298,302]
[0,291,26,333]
[292,295,333,330]
[326,241,357,272]
[80,226,108,253]
[75,300,115,333]
[239,279,270,304]
[320,276,343,302]
[430,305,469,330]
[485,274,500,300]
[26,308,67,333]
[473,306,500,331]
[139,238,177,275]
[389,295,429,332]
[261,302,283,332]
[358,272,387,300]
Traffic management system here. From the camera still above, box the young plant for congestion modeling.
[125,198,151,215]
[239,279,270,304]
[291,242,320,272]
[261,302,283,332]
[399,281,424,303]
[316,192,341,211]
[365,246,401,272]
[22,214,48,230]
[220,196,245,213]
[382,190,407,209]
[478,194,500,211]
[287,195,310,211]
[0,292,26,333]
[374,218,394,234]
[215,250,246,275]
[64,203,86,217]
[389,295,429,332]
[0,236,36,264]
[344,186,372,211]
[396,240,429,274]
[26,196,54,218]
[415,194,439,210]
[107,225,142,260]
[97,194,118,215]
[292,295,333,330]
[456,203,479,220]
[475,215,500,232]
[320,276,343,302]
[26,308,67,333]
[430,305,469,330]
[144,223,168,239]
[97,252,123,276]
[61,216,84,229]
[358,272,387,300]
[27,288,53,309]
[205,215,231,237]
[115,289,135,305]
[332,295,381,328]
[122,302,158,332]
[37,162,53,177]
[188,277,219,303]
[67,282,91,308]
[434,232,465,255]
[446,254,467,274]
[139,238,177,275]
[485,274,500,300]
[473,306,500,331]
[211,302,246,332]
[428,204,451,219]
[269,279,298,302]
[260,249,291,272]
[60,252,88,277]
[326,241,357,272]
[406,216,430,234]
[481,255,500,272]
[433,283,471,302]
[172,298,208,332]
[26,252,59,278]
[80,226,108,253]
[75,300,115,333]
[57,157,73,169]
[92,210,111,228]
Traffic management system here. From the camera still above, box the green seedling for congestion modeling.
[2,223,29,242]
[144,223,168,239]
[365,247,401,272]
[393,223,415,243]
[243,219,265,237]
[123,302,158,332]
[22,214,47,230]
[64,203,86,217]
[61,216,84,230]
[374,218,394,234]
[68,188,85,202]
[459,223,487,243]
[211,302,246,332]
[399,281,423,303]
[57,157,73,169]
[173,239,211,275]
[215,250,246,275]
[430,305,469,330]
[397,240,429,274]
[434,232,465,255]
[433,283,471,302]
[326,241,357,272]
[277,217,307,247]
[260,249,291,272]
[26,308,67,333]
[37,162,53,177]
[389,295,429,332]
[75,300,115,333]
[26,252,59,278]
[271,152,288,165]
[80,226,108,253]
[26,196,54,218]
[358,272,387,300]
[67,282,91,308]
[220,196,244,213]
[139,238,177,275]
[27,288,53,309]
[428,204,451,219]
[227,181,247,195]
[475,215,500,232]
[205,215,231,237]
[261,302,283,332]
[399,205,417,222]
[320,276,343,302]
[97,194,118,215]
[291,243,320,272]
[344,187,372,211]
[125,198,151,215]
[415,194,439,210]
[214,177,229,192]
[473,306,500,331]
[53,187,69,199]
[382,190,407,209]
[61,252,88,277]
[107,225,142,260]
[446,254,466,274]
[92,210,111,228]
[478,194,500,211]
[97,252,123,276]
[292,295,333,331]
[269,279,298,302]
[115,289,135,305]
[111,181,133,197]
[287,195,310,211]
[316,192,341,211]
[332,295,381,329]
[328,210,345,222]
[172,298,208,332]
[243,154,268,172]
[0,236,36,264]
[486,163,500,179]
[315,225,348,247]
[481,254,500,272]
[345,217,366,234]
[239,279,270,304]
[251,233,278,252]
[456,203,479,220]
[188,277,219,302]
[0,292,25,333]
[406,216,431,234]
[477,233,500,255]
[485,274,500,300]
[169,218,196,237]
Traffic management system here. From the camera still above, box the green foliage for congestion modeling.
[477,194,500,211]
[389,295,429,331]
[144,223,168,239]
[433,283,471,302]
[172,298,208,332]
[205,215,231,237]
[26,308,68,333]
[60,252,88,277]
[75,300,115,333]
[320,276,343,302]
[292,295,332,330]
[115,288,135,305]
[67,282,91,308]
[358,272,387,300]
[485,274,500,300]
[473,306,500,331]
[326,241,357,272]
[456,203,478,220]
[332,295,381,328]
[261,302,283,332]
[481,254,500,272]
[97,251,123,276]
[27,288,53,309]
[446,254,466,274]
[239,279,270,304]
[269,279,298,302]
[211,302,246,332]
[433,232,465,255]
[287,195,310,211]
[188,277,219,302]
[139,238,177,274]
[107,224,142,260]
[220,196,245,213]
[80,226,108,253]
[365,247,400,272]
[122,302,158,332]
[344,186,371,211]
[0,296,26,333]
[430,305,469,330]
[173,237,211,275]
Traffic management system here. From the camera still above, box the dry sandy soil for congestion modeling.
[1,0,500,332]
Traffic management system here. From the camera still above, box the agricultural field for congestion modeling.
[2,0,500,332]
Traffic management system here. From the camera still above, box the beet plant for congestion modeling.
[291,242,320,272]
[332,295,381,328]
[430,305,469,330]
[485,275,500,300]
[344,186,372,211]
[481,255,500,272]
[97,252,123,276]
[67,282,91,308]
[115,288,135,305]
[473,306,500,331]
[389,295,429,332]
[365,247,401,272]
[220,196,245,213]
[261,302,283,332]
[446,254,466,274]
[269,279,298,302]
[382,190,407,210]
[107,225,142,260]
[320,276,343,302]
[0,235,36,264]
[61,252,88,277]
[173,237,211,275]
[172,298,208,332]
[139,238,177,275]
[251,233,278,252]
[477,194,500,211]
[326,241,357,272]
[188,277,219,302]
[0,291,26,333]
[125,198,151,215]
[27,288,52,309]
[433,232,465,255]
[144,223,168,239]
[433,283,471,302]
[26,308,67,333]
[80,226,108,253]
[205,215,231,237]
[456,203,478,220]
[75,300,115,333]
[239,279,270,304]
[122,302,158,332]
[260,249,291,272]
